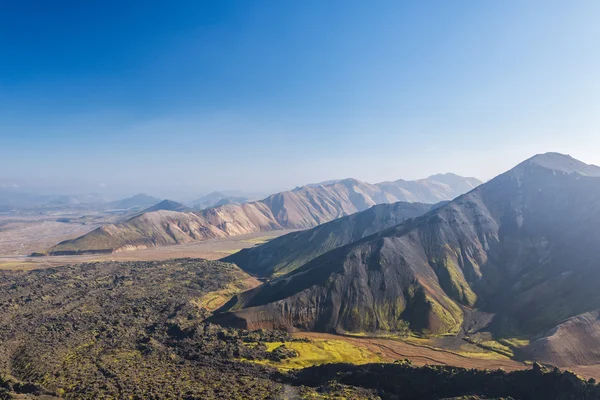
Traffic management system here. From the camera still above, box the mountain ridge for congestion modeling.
[44,173,481,255]
[214,153,600,353]
[223,201,440,277]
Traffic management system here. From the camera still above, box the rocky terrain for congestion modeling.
[0,259,281,398]
[44,174,480,255]
[216,153,600,368]
[0,258,596,399]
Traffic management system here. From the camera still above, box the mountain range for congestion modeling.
[216,153,600,367]
[43,174,481,255]
[0,191,162,212]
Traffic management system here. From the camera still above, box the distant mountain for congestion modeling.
[224,201,438,277]
[142,199,190,213]
[216,153,600,357]
[212,197,248,207]
[110,194,161,209]
[304,179,343,188]
[45,173,481,255]
[192,191,250,210]
[376,173,482,204]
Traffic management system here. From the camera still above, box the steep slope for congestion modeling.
[524,310,600,367]
[224,201,437,277]
[216,153,600,340]
[45,174,480,254]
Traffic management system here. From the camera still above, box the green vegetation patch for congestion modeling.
[245,339,384,371]
[434,255,477,307]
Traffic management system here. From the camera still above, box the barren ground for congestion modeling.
[295,332,527,371]
[292,333,600,380]
[0,216,102,256]
[0,230,296,270]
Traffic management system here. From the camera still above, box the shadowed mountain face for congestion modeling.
[224,201,438,277]
[216,154,600,344]
[45,174,480,255]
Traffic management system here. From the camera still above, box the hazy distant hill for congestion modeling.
[110,193,161,209]
[376,173,482,204]
[217,154,600,360]
[192,191,251,210]
[0,189,110,210]
[224,201,439,277]
[45,174,480,255]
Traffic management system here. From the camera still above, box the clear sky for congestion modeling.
[1,0,599,198]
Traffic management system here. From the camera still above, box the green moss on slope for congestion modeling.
[434,254,477,307]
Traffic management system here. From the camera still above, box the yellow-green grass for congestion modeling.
[194,277,259,311]
[242,236,274,245]
[498,337,530,348]
[468,339,514,358]
[455,349,511,360]
[213,248,243,255]
[243,339,384,371]
[341,332,507,360]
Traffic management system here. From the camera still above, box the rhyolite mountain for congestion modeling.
[44,174,480,254]
[224,201,440,277]
[216,153,600,355]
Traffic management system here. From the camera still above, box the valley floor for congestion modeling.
[0,230,296,270]
[285,332,600,381]
[294,332,527,372]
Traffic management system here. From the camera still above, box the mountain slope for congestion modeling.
[45,174,480,254]
[216,153,600,341]
[524,310,600,367]
[224,201,437,277]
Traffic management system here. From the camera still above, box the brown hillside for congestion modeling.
[45,175,480,254]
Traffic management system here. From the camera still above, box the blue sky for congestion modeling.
[1,1,599,197]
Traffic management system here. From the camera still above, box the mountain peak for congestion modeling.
[337,178,364,187]
[523,153,600,177]
[143,199,189,213]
